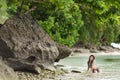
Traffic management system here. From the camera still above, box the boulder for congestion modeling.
[0,13,59,72]
[6,57,41,74]
[0,13,71,73]
[55,43,71,62]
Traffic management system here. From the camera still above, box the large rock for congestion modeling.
[0,13,71,73]
[55,43,71,62]
[6,57,41,74]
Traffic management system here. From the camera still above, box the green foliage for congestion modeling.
[37,0,83,46]
[0,0,120,46]
[3,0,84,46]
[7,0,31,15]
[0,0,8,24]
[74,0,120,46]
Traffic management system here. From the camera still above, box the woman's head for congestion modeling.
[88,55,95,62]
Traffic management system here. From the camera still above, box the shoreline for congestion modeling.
[70,50,120,57]
[54,51,120,80]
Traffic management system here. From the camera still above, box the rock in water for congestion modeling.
[55,43,71,62]
[71,70,81,73]
[0,13,59,73]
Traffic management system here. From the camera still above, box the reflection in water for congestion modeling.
[58,55,120,80]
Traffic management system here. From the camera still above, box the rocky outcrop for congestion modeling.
[99,46,118,52]
[55,43,71,62]
[0,13,71,73]
[0,14,59,72]
[6,57,41,74]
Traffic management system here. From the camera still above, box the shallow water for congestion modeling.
[58,54,120,80]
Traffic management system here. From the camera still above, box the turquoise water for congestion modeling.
[58,55,120,80]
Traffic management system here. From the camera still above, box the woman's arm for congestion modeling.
[87,63,90,71]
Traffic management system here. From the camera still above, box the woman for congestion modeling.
[87,55,100,73]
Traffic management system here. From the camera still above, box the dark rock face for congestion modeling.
[71,70,81,73]
[0,13,71,73]
[0,14,59,72]
[55,43,71,62]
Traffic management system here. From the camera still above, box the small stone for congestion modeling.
[71,70,81,73]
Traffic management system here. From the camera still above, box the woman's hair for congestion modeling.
[88,55,95,64]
